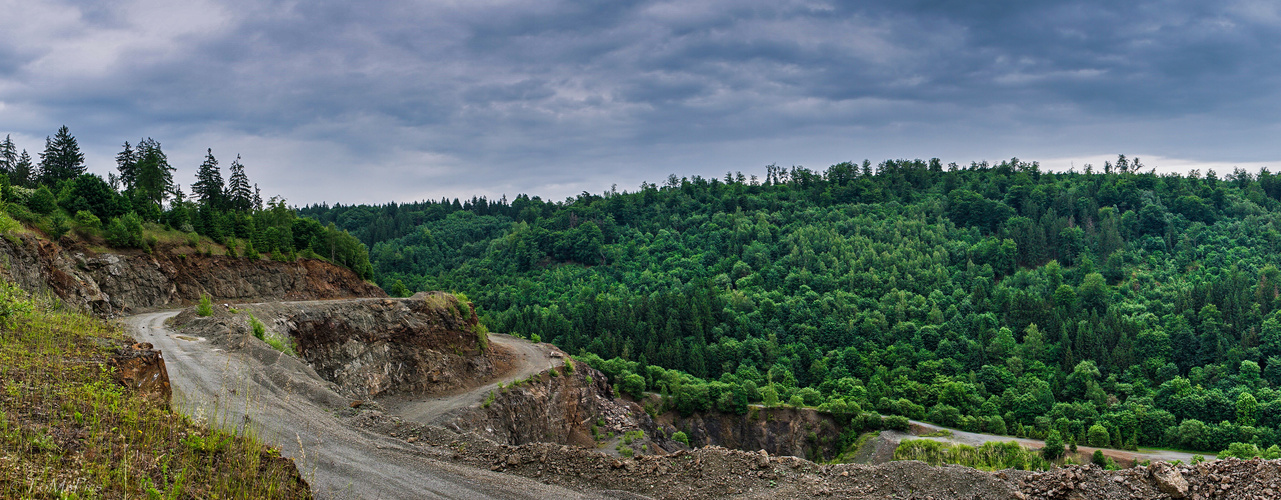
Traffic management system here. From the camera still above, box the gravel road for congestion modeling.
[127,309,618,500]
[386,333,559,425]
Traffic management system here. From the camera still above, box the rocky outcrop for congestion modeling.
[0,234,383,315]
[174,294,497,399]
[657,406,842,461]
[108,341,172,404]
[451,363,664,449]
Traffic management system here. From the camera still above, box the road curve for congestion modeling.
[126,310,609,500]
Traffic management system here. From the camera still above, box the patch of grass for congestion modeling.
[831,430,879,464]
[248,314,266,340]
[893,439,1050,471]
[920,429,953,438]
[0,280,307,498]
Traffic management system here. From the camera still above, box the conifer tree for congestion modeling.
[12,150,34,187]
[115,141,137,190]
[0,135,16,175]
[37,125,85,185]
[227,154,253,211]
[133,138,175,209]
[191,148,224,208]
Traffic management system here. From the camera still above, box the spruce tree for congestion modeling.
[133,138,175,210]
[12,150,33,187]
[37,125,86,185]
[191,148,224,209]
[226,154,253,211]
[115,141,137,190]
[0,135,16,175]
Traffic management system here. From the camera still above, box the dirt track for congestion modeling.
[126,309,615,500]
[386,333,560,425]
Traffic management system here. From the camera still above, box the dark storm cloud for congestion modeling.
[2,0,1280,204]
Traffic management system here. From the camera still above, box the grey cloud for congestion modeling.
[2,0,1280,204]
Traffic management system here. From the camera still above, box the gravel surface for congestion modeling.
[127,309,616,500]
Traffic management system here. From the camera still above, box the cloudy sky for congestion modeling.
[3,0,1281,205]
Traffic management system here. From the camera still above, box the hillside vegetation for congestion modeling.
[0,280,309,498]
[306,156,1281,455]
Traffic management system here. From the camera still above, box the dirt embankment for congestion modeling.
[656,406,842,462]
[0,233,383,315]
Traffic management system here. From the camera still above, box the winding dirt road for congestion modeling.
[387,333,560,424]
[126,309,611,500]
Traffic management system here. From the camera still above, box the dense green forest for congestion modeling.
[0,128,371,278]
[303,155,1281,454]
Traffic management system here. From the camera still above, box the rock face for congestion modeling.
[286,294,493,398]
[452,363,664,448]
[0,234,383,315]
[108,341,172,404]
[658,406,842,461]
[176,294,498,400]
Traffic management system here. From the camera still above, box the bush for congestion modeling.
[105,213,144,248]
[244,239,259,260]
[1042,430,1064,460]
[672,431,690,447]
[28,186,56,214]
[43,213,69,240]
[196,294,213,317]
[74,210,100,229]
[1092,449,1106,467]
[1087,424,1110,448]
[248,314,266,340]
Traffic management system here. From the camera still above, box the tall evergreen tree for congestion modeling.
[115,141,138,190]
[37,125,86,185]
[226,154,253,211]
[12,150,34,187]
[133,138,175,209]
[0,135,16,176]
[253,183,263,211]
[191,148,224,208]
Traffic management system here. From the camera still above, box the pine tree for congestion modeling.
[133,138,175,209]
[226,155,252,211]
[0,135,16,176]
[252,183,263,211]
[12,150,34,187]
[115,141,137,190]
[191,148,224,208]
[37,125,86,185]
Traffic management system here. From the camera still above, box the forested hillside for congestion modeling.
[308,156,1281,454]
[0,129,370,278]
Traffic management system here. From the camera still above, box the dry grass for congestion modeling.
[0,281,309,499]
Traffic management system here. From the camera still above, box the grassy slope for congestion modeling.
[0,280,309,499]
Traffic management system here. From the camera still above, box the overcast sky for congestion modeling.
[3,0,1281,205]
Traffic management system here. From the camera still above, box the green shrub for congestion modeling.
[196,294,213,317]
[1042,430,1064,460]
[244,239,259,260]
[44,213,70,240]
[28,186,56,214]
[74,210,100,229]
[563,358,575,373]
[248,314,265,340]
[105,213,144,248]
[673,431,690,447]
[530,333,541,343]
[895,439,1050,471]
[1092,449,1106,467]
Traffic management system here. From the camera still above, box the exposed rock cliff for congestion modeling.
[173,294,499,399]
[0,234,383,315]
[450,362,669,450]
[657,406,842,461]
